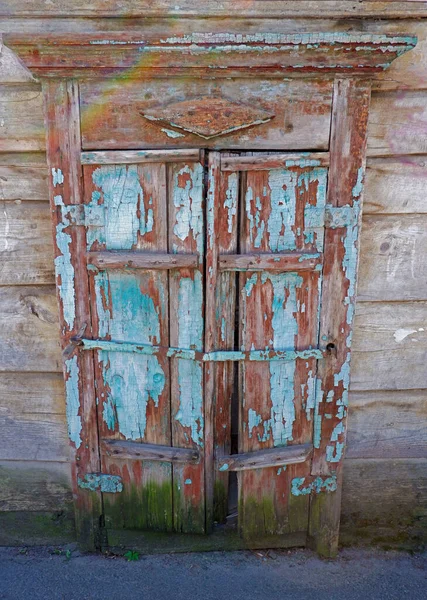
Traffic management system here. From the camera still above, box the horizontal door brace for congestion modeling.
[79,338,324,362]
[87,251,199,270]
[221,152,329,171]
[101,440,200,464]
[217,444,313,472]
[219,252,322,272]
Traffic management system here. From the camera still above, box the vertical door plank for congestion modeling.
[42,80,102,550]
[168,160,206,533]
[83,162,173,531]
[206,153,239,526]
[309,79,371,557]
[238,165,327,541]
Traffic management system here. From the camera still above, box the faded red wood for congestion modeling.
[236,163,326,540]
[206,153,239,524]
[219,252,322,272]
[6,33,416,79]
[87,251,199,270]
[42,79,102,550]
[308,79,371,557]
[168,159,206,533]
[83,161,173,532]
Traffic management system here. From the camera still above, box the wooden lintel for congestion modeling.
[87,251,199,270]
[81,149,201,165]
[219,252,322,272]
[216,444,313,472]
[101,440,200,464]
[221,153,329,171]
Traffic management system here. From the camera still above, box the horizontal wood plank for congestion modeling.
[342,458,427,535]
[88,251,199,270]
[0,460,72,512]
[0,372,68,462]
[2,2,427,18]
[0,84,44,152]
[0,285,61,372]
[221,153,329,171]
[81,149,201,165]
[101,440,200,464]
[219,252,322,272]
[0,164,47,201]
[0,201,55,285]
[347,390,427,459]
[364,156,427,214]
[216,444,313,471]
[368,91,427,156]
[351,301,427,391]
[358,214,427,301]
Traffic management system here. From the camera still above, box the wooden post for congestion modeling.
[308,78,371,557]
[42,80,102,550]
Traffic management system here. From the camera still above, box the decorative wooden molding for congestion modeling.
[142,97,274,140]
[3,32,417,79]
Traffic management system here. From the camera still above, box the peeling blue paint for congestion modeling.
[219,463,229,472]
[55,201,75,330]
[65,356,81,449]
[172,164,204,255]
[78,473,123,493]
[291,475,337,496]
[184,478,192,485]
[267,170,297,251]
[161,127,185,138]
[52,168,64,187]
[96,272,166,440]
[224,173,238,234]
[89,165,153,250]
[175,273,204,446]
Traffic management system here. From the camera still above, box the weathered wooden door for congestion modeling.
[207,152,329,545]
[82,152,206,534]
[78,148,334,543]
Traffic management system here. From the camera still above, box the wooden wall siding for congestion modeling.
[1,2,427,18]
[1,16,427,546]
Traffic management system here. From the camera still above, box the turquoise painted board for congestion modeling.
[83,162,173,531]
[236,165,328,539]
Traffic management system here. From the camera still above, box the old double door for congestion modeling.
[81,149,329,544]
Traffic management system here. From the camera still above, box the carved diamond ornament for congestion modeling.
[141,97,274,139]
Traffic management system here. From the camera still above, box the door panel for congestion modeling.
[82,150,328,541]
[211,157,328,540]
[83,157,205,533]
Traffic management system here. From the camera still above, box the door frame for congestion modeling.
[42,77,370,555]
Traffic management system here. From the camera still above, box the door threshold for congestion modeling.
[105,527,307,555]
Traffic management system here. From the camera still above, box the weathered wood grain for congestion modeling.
[364,157,427,214]
[0,285,61,372]
[0,164,48,201]
[351,301,427,392]
[84,161,173,533]
[168,159,206,534]
[0,41,36,83]
[347,390,427,460]
[358,215,427,302]
[0,460,72,512]
[87,251,198,271]
[101,440,199,464]
[217,444,313,472]
[219,252,322,272]
[0,201,55,285]
[80,79,332,151]
[1,2,427,18]
[222,153,330,171]
[0,84,44,151]
[368,91,427,157]
[309,79,371,557]
[81,149,201,165]
[0,372,68,462]
[341,458,427,535]
[43,79,102,549]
